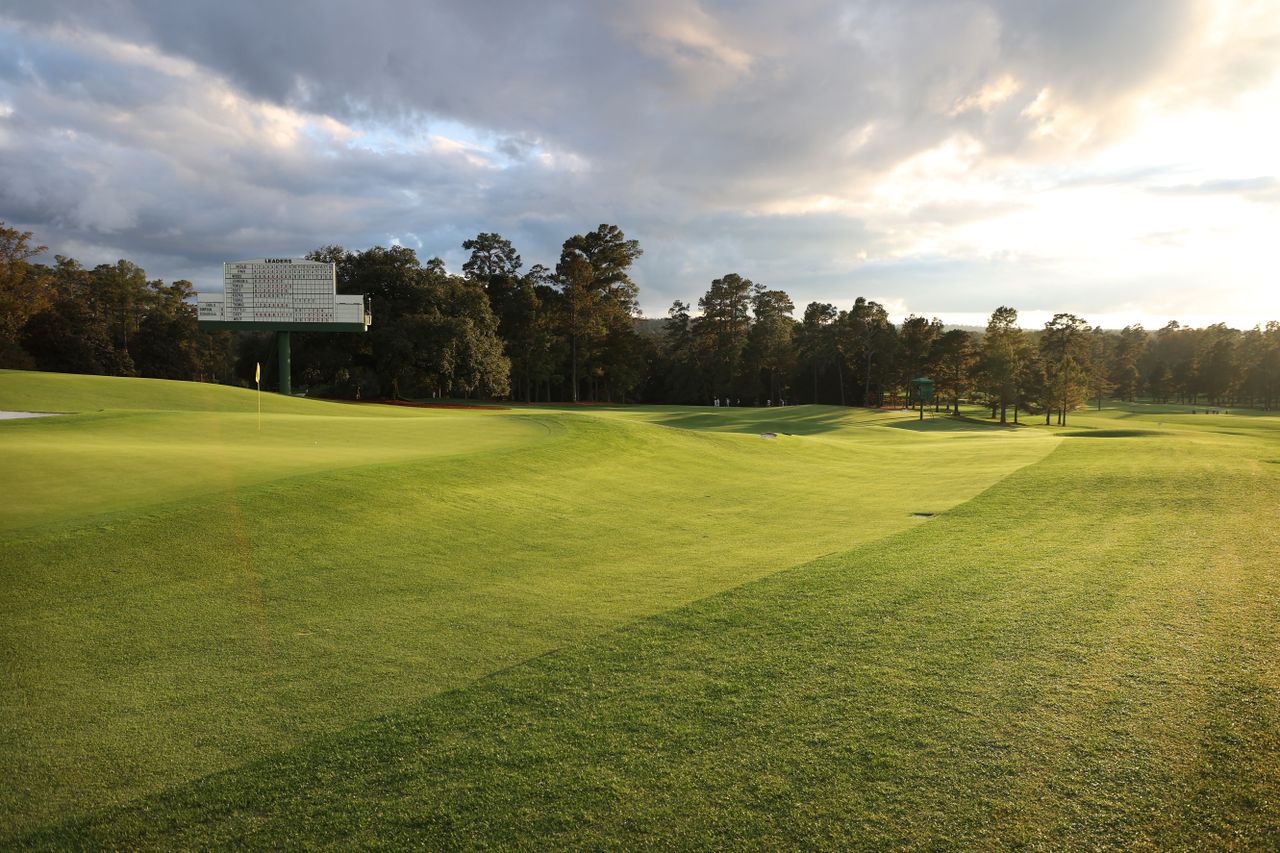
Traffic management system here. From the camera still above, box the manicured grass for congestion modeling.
[20,408,1280,850]
[1,371,1058,839]
[0,371,531,530]
[0,369,408,416]
[2,371,1277,847]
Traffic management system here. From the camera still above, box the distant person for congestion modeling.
[714,398,720,407]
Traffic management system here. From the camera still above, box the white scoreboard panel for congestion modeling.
[197,258,368,330]
[220,258,336,323]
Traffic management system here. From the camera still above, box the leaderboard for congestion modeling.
[218,258,337,323]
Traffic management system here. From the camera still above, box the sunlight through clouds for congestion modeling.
[0,0,1278,326]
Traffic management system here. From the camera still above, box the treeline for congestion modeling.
[659,291,1280,418]
[3,221,1278,414]
[0,225,233,380]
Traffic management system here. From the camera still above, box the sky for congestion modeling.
[1,0,1277,328]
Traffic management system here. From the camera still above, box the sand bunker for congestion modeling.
[0,411,66,420]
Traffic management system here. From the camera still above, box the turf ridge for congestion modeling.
[0,369,413,416]
[14,425,1279,849]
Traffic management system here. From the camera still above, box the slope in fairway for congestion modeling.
[0,372,1058,836]
[0,370,541,530]
[20,403,1280,849]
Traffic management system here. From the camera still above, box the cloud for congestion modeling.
[1153,176,1280,204]
[0,1,1278,326]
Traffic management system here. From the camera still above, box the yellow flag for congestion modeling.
[255,362,261,384]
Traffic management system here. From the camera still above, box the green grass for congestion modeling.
[2,370,1278,848]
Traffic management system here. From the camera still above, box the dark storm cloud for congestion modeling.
[0,1,1276,318]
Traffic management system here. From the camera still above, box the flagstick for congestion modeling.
[256,361,262,431]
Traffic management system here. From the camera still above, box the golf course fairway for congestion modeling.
[2,369,1277,848]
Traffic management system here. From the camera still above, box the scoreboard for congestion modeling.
[196,259,369,332]
[196,257,369,395]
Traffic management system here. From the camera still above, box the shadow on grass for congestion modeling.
[1063,429,1169,438]
[883,415,1018,433]
[642,407,874,436]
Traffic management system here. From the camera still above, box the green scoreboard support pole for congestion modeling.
[910,377,934,421]
[277,330,292,396]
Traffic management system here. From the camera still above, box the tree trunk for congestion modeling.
[570,333,578,403]
[864,354,872,407]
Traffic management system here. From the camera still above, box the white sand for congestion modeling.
[0,411,66,419]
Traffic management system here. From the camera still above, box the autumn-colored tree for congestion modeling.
[0,223,50,366]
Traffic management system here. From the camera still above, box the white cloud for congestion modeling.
[949,74,1021,116]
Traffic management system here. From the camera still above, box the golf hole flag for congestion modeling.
[255,362,261,384]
